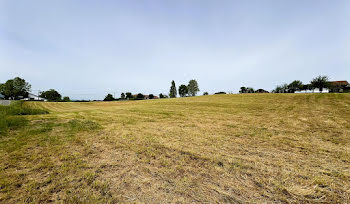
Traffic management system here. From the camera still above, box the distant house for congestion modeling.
[255,89,269,93]
[23,93,48,101]
[329,81,350,93]
[295,80,349,93]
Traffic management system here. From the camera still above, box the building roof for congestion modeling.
[329,81,349,86]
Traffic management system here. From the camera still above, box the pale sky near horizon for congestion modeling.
[1,0,349,100]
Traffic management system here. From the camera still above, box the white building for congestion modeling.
[295,88,329,94]
[23,93,48,101]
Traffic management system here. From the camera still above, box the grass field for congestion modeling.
[1,94,350,203]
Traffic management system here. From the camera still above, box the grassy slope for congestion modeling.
[1,94,350,203]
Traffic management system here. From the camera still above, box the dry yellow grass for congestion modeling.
[1,93,350,203]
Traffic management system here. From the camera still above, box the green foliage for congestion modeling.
[288,80,304,93]
[136,93,144,100]
[187,79,200,96]
[40,89,62,101]
[203,92,209,95]
[149,94,154,99]
[272,84,288,93]
[311,75,330,92]
[239,87,247,93]
[104,94,115,101]
[120,93,125,99]
[0,77,31,100]
[159,93,168,98]
[126,92,133,99]
[63,96,71,102]
[169,80,177,98]
[246,87,255,93]
[178,84,188,97]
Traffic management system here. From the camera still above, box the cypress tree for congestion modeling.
[169,80,177,98]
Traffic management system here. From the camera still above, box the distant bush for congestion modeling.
[135,93,144,100]
[215,92,226,95]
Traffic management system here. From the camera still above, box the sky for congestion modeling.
[1,0,349,100]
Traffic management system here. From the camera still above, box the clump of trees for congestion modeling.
[239,87,255,93]
[63,96,71,102]
[272,75,330,93]
[170,79,200,98]
[178,85,188,97]
[0,77,72,102]
[40,89,62,101]
[136,93,144,100]
[104,92,160,101]
[159,93,168,98]
[104,94,115,101]
[310,76,329,92]
[0,77,31,100]
[120,93,125,99]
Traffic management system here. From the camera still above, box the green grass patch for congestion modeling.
[66,119,101,132]
[0,101,48,135]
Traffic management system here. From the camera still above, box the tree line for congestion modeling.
[103,79,200,101]
[238,75,337,94]
[0,77,70,101]
[272,75,330,93]
[169,79,200,98]
[2,75,342,102]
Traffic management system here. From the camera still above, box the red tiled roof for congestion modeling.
[330,81,349,86]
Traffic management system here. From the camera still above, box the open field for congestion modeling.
[1,94,350,203]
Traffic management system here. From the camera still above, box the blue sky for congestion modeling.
[1,0,349,99]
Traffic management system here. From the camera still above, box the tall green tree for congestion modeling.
[178,84,188,97]
[120,93,125,99]
[288,80,304,93]
[169,80,177,98]
[310,75,329,92]
[104,94,115,101]
[239,87,247,93]
[125,92,132,99]
[187,79,199,96]
[0,77,31,100]
[40,89,62,101]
